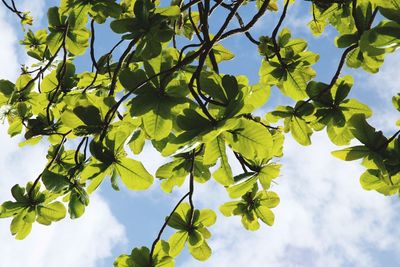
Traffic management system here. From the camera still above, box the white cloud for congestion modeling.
[359,52,400,100]
[353,52,400,132]
[0,7,20,80]
[20,0,47,22]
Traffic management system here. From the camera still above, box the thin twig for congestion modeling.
[148,192,190,261]
[28,131,71,199]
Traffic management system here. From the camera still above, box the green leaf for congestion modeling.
[258,191,280,208]
[219,201,239,217]
[195,209,217,227]
[360,21,400,51]
[379,0,400,23]
[289,115,312,146]
[113,254,133,267]
[130,246,151,266]
[11,185,26,202]
[115,158,154,190]
[210,44,234,63]
[128,129,146,155]
[154,6,181,17]
[255,206,275,226]
[38,201,66,222]
[188,229,204,247]
[0,201,26,218]
[8,120,23,137]
[188,241,212,261]
[335,33,359,48]
[81,162,110,194]
[168,231,188,257]
[331,146,370,161]
[210,136,234,186]
[42,170,70,193]
[359,169,396,195]
[227,176,258,199]
[241,211,260,231]
[68,192,86,219]
[257,164,281,190]
[225,118,273,160]
[349,114,387,150]
[10,213,32,240]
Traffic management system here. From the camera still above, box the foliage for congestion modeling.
[0,0,399,265]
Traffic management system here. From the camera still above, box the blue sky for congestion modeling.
[0,1,400,267]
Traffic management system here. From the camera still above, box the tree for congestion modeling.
[0,0,399,265]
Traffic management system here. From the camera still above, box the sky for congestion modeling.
[0,1,400,267]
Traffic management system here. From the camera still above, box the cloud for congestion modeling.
[20,0,47,22]
[0,7,20,80]
[182,133,400,267]
[358,52,400,100]
[353,52,400,132]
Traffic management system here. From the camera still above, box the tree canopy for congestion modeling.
[0,0,399,265]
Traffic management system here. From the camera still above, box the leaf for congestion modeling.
[211,136,234,186]
[42,170,70,193]
[154,6,181,17]
[258,191,280,208]
[113,254,133,267]
[379,0,400,23]
[289,115,312,146]
[0,201,26,218]
[326,123,353,146]
[143,107,172,141]
[257,164,281,190]
[359,169,393,193]
[188,241,212,261]
[168,231,188,257]
[131,246,151,266]
[195,209,217,227]
[227,176,258,199]
[115,158,154,190]
[349,114,387,150]
[11,185,26,202]
[219,201,239,217]
[68,192,86,219]
[38,201,66,221]
[128,129,146,155]
[210,44,234,63]
[10,213,32,240]
[188,229,204,247]
[81,162,110,194]
[360,21,400,51]
[255,206,275,226]
[225,118,273,160]
[8,120,23,137]
[331,146,370,161]
[241,211,260,231]
[156,159,188,193]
